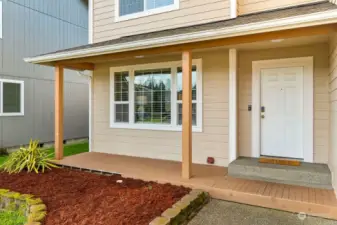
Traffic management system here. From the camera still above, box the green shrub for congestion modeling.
[0,140,57,174]
[0,148,8,156]
[0,210,27,225]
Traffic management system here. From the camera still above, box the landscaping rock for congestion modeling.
[30,204,47,213]
[149,216,170,225]
[162,207,181,220]
[150,189,210,225]
[24,222,41,225]
[0,189,47,224]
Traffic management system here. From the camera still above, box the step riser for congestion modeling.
[228,164,333,190]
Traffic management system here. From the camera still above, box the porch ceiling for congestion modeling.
[23,2,337,71]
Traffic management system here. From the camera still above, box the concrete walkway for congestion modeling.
[189,199,337,225]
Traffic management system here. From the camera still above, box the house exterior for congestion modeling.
[0,0,89,148]
[24,0,337,198]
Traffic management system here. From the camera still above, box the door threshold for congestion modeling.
[259,157,301,166]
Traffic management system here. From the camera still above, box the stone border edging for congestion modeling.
[0,189,47,225]
[149,189,210,225]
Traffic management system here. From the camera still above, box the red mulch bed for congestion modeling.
[0,168,190,225]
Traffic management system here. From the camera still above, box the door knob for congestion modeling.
[261,106,265,119]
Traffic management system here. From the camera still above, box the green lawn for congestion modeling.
[0,210,26,225]
[0,141,89,166]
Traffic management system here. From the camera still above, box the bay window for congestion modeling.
[110,59,202,131]
[116,0,179,21]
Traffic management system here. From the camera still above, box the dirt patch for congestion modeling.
[0,168,190,225]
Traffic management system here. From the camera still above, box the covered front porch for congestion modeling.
[23,2,337,220]
[56,152,337,220]
[50,25,337,177]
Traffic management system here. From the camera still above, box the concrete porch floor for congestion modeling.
[57,152,337,220]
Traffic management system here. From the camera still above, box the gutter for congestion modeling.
[24,9,337,64]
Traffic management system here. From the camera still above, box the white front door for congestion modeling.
[260,67,304,159]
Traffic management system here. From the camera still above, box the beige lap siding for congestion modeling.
[238,0,324,15]
[91,50,230,166]
[329,33,337,195]
[238,44,330,163]
[93,0,230,42]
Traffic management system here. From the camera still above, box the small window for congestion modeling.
[0,79,24,116]
[114,72,129,123]
[117,0,178,21]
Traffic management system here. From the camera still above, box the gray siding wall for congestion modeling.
[0,0,89,148]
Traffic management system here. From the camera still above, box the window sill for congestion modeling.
[115,4,179,22]
[0,113,24,117]
[109,123,202,132]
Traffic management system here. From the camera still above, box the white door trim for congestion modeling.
[229,49,238,163]
[252,57,314,162]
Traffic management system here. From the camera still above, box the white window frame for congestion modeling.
[109,59,203,132]
[115,0,179,22]
[0,1,2,39]
[0,79,25,116]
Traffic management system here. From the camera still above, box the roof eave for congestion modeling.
[24,9,337,64]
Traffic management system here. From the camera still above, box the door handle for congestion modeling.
[261,106,265,119]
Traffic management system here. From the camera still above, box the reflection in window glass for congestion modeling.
[115,104,129,123]
[146,0,174,10]
[134,68,171,124]
[177,66,197,101]
[3,82,21,113]
[177,103,197,126]
[119,0,144,16]
[177,65,197,125]
[114,71,129,123]
[119,0,174,16]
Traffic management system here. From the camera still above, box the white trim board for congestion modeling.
[229,49,238,163]
[88,74,93,152]
[230,0,237,18]
[251,57,314,162]
[0,1,2,39]
[88,0,93,44]
[25,9,337,64]
[0,78,25,117]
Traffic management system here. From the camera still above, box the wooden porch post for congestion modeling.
[55,65,64,160]
[182,51,192,179]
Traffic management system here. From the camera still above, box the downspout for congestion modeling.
[78,71,93,152]
[88,0,93,152]
[230,0,238,19]
[88,74,92,152]
[88,0,93,44]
